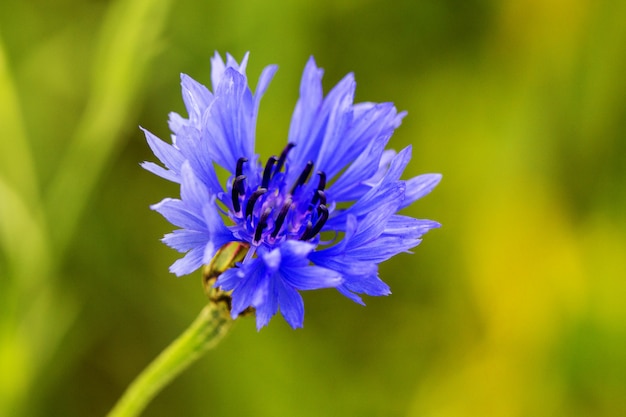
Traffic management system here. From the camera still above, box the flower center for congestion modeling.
[229,144,328,246]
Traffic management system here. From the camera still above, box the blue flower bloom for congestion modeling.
[143,52,441,329]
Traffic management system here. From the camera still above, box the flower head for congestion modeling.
[143,52,441,329]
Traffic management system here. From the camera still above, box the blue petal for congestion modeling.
[201,204,236,263]
[310,72,355,172]
[228,52,249,73]
[202,203,232,239]
[151,198,205,230]
[230,259,268,318]
[276,240,315,268]
[347,236,421,263]
[276,279,305,329]
[325,146,416,229]
[168,111,186,135]
[327,135,388,202]
[254,64,278,109]
[307,213,352,254]
[280,265,342,290]
[255,274,279,330]
[325,181,404,230]
[384,216,441,238]
[210,52,227,90]
[286,57,324,172]
[211,51,249,91]
[288,57,324,141]
[309,214,379,276]
[401,173,442,209]
[175,127,223,194]
[170,246,205,276]
[162,229,209,252]
[340,210,427,264]
[363,149,397,187]
[288,71,356,185]
[259,247,282,272]
[308,254,377,277]
[180,74,214,127]
[337,285,365,305]
[203,68,256,169]
[179,162,210,211]
[321,102,401,180]
[346,195,405,248]
[154,166,235,275]
[286,60,406,192]
[214,268,243,291]
[141,161,180,183]
[142,127,184,176]
[379,145,412,186]
[342,273,391,297]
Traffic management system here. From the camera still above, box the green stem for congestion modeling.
[106,303,232,417]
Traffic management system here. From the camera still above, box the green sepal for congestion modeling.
[202,242,249,310]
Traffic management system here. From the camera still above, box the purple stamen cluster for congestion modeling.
[228,144,329,247]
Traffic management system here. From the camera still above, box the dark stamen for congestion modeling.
[301,204,329,241]
[262,156,277,189]
[300,221,313,241]
[311,172,327,205]
[233,175,246,194]
[231,186,240,213]
[291,161,314,194]
[231,175,246,213]
[271,199,292,238]
[313,190,327,207]
[274,143,295,175]
[316,171,326,191]
[236,157,248,177]
[254,208,272,243]
[245,188,267,218]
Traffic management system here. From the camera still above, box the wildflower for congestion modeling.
[143,52,440,329]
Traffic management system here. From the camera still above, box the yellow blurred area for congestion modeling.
[1,0,625,416]
[411,181,588,416]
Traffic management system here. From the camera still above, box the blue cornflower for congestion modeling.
[143,52,441,329]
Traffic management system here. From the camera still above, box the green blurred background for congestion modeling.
[1,0,625,416]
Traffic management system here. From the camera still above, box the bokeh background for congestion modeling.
[1,0,625,416]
